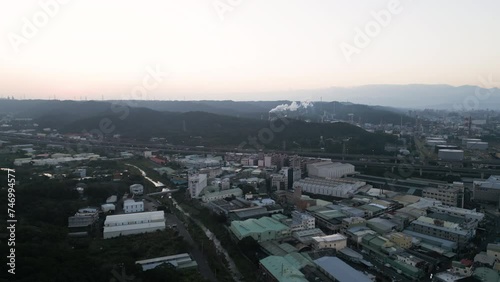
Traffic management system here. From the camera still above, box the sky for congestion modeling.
[0,0,499,101]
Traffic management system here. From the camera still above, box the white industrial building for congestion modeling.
[307,162,355,179]
[130,184,144,195]
[103,211,165,239]
[429,205,484,222]
[426,137,447,147]
[124,199,145,213]
[462,138,482,145]
[14,153,101,166]
[189,173,208,198]
[177,155,222,169]
[438,149,464,161]
[311,234,347,250]
[293,177,368,198]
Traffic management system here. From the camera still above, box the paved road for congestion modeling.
[172,198,243,282]
[165,213,218,282]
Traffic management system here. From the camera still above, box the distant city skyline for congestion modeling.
[1,0,499,101]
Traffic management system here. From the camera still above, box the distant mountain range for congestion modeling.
[269,84,500,109]
[50,107,397,154]
[0,99,411,125]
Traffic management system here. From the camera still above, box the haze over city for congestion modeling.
[1,0,499,102]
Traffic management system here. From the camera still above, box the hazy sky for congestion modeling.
[0,0,499,100]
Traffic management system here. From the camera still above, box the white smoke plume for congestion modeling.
[269,101,314,113]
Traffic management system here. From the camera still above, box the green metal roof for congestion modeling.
[260,256,308,282]
[474,267,500,282]
[230,217,289,238]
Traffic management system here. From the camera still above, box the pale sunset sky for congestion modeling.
[0,0,499,100]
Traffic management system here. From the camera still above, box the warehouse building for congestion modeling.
[438,149,464,161]
[201,188,242,202]
[229,217,291,242]
[135,253,197,271]
[103,211,165,239]
[314,256,371,282]
[307,162,355,179]
[259,256,308,282]
[293,178,368,198]
[473,176,500,204]
[466,141,488,150]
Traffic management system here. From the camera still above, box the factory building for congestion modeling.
[438,149,464,161]
[473,176,500,205]
[229,217,291,242]
[466,141,488,150]
[307,162,355,179]
[293,178,368,198]
[103,211,165,239]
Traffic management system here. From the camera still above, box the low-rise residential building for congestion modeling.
[450,260,473,277]
[366,217,398,234]
[340,217,366,235]
[359,203,387,218]
[395,252,426,268]
[311,234,347,250]
[422,182,463,207]
[305,206,346,232]
[292,228,326,245]
[429,205,485,222]
[361,233,401,257]
[290,211,315,231]
[387,232,413,249]
[409,216,475,247]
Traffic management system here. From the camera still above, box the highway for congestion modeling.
[2,132,500,178]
